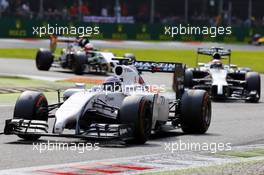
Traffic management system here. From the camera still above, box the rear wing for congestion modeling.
[50,35,78,53]
[134,61,185,98]
[196,47,232,66]
[112,58,182,73]
[197,47,231,57]
[113,58,185,98]
[133,61,180,73]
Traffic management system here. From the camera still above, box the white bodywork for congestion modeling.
[94,51,118,65]
[53,64,171,134]
[209,69,228,95]
[196,62,234,95]
[196,62,250,96]
[90,51,118,71]
[60,45,118,72]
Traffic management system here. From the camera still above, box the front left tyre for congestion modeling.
[13,91,49,140]
[245,72,261,103]
[36,49,54,71]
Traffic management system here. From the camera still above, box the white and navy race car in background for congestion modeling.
[35,36,130,75]
[184,47,261,102]
[4,60,211,144]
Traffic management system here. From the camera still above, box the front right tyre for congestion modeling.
[119,96,152,144]
[245,72,261,103]
[36,49,54,71]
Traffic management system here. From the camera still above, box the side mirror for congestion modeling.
[75,83,86,89]
[198,63,205,67]
[230,64,237,69]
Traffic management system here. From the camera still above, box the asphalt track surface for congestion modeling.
[0,40,263,172]
[0,57,263,171]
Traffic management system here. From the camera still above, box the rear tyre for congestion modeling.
[14,91,48,140]
[184,69,193,88]
[72,54,87,75]
[36,49,53,71]
[180,90,211,134]
[245,72,261,103]
[119,96,152,144]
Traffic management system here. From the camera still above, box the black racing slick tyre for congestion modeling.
[119,96,152,144]
[180,90,211,134]
[13,91,49,140]
[245,72,261,103]
[36,49,54,71]
[72,54,87,75]
[184,69,193,88]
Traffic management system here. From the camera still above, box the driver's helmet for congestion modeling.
[103,76,122,92]
[210,59,223,69]
[78,38,90,47]
[212,52,221,60]
[84,43,94,52]
[124,53,136,62]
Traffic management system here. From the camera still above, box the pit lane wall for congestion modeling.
[0,17,263,43]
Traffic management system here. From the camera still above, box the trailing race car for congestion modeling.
[35,36,129,75]
[4,60,211,144]
[251,34,264,45]
[184,47,261,102]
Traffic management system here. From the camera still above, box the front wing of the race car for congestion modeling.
[192,82,259,101]
[4,119,133,141]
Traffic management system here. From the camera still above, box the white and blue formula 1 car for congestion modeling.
[184,47,261,102]
[4,60,211,144]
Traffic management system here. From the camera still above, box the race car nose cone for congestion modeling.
[115,66,123,75]
[53,122,64,134]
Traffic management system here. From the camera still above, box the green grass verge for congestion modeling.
[145,149,264,175]
[0,76,94,105]
[0,48,264,73]
[219,148,264,158]
[143,159,264,175]
[0,92,59,105]
[0,76,73,88]
[0,48,37,59]
[0,48,61,59]
[0,76,70,105]
[108,48,264,73]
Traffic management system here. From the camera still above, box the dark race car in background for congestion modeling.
[35,36,135,75]
[184,47,261,102]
